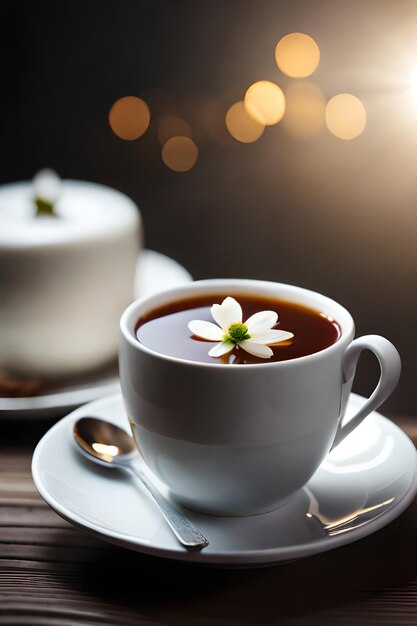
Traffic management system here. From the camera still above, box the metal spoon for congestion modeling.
[73,417,209,550]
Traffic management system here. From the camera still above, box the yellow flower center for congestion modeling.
[225,322,251,344]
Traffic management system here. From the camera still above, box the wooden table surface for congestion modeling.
[1,413,417,626]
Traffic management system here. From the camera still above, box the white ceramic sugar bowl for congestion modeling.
[0,173,142,378]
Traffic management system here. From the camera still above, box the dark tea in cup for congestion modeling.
[135,293,341,365]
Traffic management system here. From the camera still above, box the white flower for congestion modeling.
[188,296,294,359]
[33,169,61,204]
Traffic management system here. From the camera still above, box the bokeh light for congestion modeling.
[325,93,367,140]
[157,115,192,145]
[226,101,265,143]
[281,81,326,139]
[161,136,198,171]
[109,96,150,140]
[275,33,320,78]
[244,81,285,126]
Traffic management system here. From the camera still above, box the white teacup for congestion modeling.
[119,279,401,516]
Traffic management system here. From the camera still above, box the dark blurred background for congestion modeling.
[1,0,416,414]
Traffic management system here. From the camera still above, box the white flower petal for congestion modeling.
[209,341,235,357]
[239,340,273,359]
[188,320,224,341]
[211,297,242,330]
[245,311,278,335]
[33,169,61,203]
[250,330,294,345]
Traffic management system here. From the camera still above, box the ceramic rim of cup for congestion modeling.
[120,279,355,369]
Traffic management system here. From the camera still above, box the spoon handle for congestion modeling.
[126,464,209,549]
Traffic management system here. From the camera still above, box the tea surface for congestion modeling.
[136,293,340,365]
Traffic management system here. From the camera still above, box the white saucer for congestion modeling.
[32,393,417,568]
[0,250,192,419]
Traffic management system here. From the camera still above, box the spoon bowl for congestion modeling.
[74,417,137,465]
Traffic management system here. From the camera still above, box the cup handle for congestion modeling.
[331,335,401,450]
